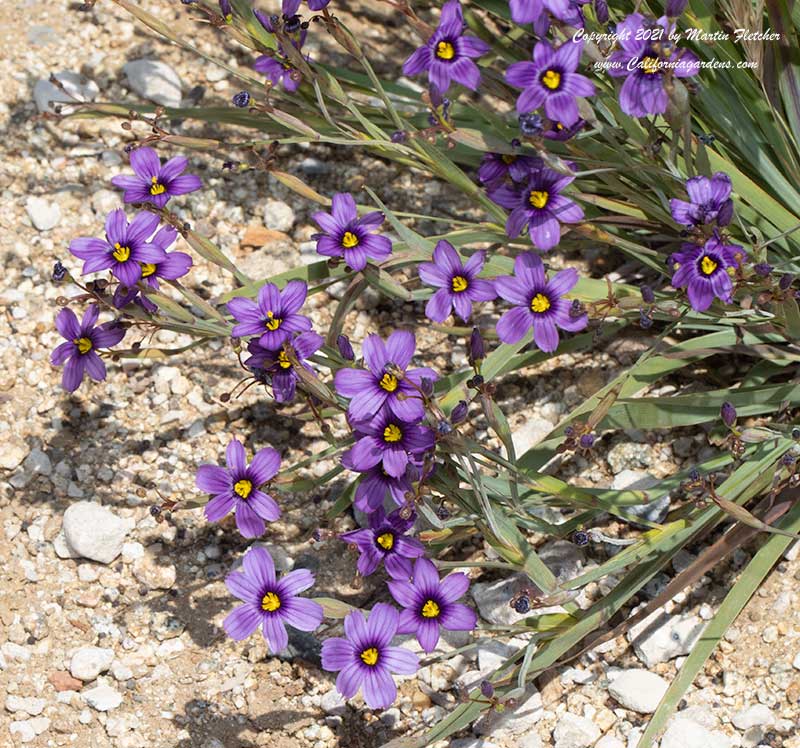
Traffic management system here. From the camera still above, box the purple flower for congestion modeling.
[505,39,595,125]
[477,152,541,187]
[418,241,496,323]
[245,330,324,402]
[196,439,282,538]
[402,0,490,94]
[111,147,202,208]
[283,0,330,12]
[333,330,438,422]
[312,193,392,272]
[489,166,583,250]
[494,252,587,351]
[227,280,312,349]
[254,55,302,92]
[607,14,700,117]
[321,603,419,710]
[670,234,745,312]
[50,305,125,392]
[343,406,435,479]
[543,118,586,141]
[340,507,425,578]
[223,546,323,653]
[69,209,168,287]
[388,557,477,652]
[351,465,414,514]
[670,172,734,227]
[509,0,589,32]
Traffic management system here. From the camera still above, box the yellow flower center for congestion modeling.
[421,599,441,618]
[501,154,517,164]
[150,176,166,196]
[277,350,292,369]
[451,275,469,293]
[360,647,379,666]
[383,423,403,443]
[341,231,359,249]
[529,190,549,209]
[265,311,282,331]
[112,242,131,262]
[530,293,551,313]
[234,479,253,499]
[642,56,660,75]
[700,255,718,275]
[555,122,565,130]
[436,40,455,60]
[140,262,157,278]
[380,372,398,392]
[73,337,92,355]
[541,69,561,90]
[261,591,281,612]
[376,532,394,550]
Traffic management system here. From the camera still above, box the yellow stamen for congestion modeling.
[360,647,379,666]
[73,337,92,355]
[341,231,359,249]
[642,56,660,75]
[436,40,455,60]
[383,424,403,443]
[529,190,549,209]
[451,275,469,293]
[501,154,516,165]
[277,350,292,369]
[541,69,561,90]
[150,175,166,196]
[379,372,398,392]
[530,293,551,313]
[112,242,131,263]
[421,599,441,618]
[700,256,718,275]
[234,479,253,499]
[261,592,281,612]
[265,311,282,331]
[140,262,157,278]
[376,532,394,550]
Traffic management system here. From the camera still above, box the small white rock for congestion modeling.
[607,669,668,713]
[33,71,99,113]
[25,197,61,231]
[9,717,50,743]
[263,199,295,232]
[82,683,123,712]
[661,717,732,748]
[70,646,115,681]
[5,695,46,716]
[731,704,775,730]
[122,59,183,107]
[553,712,601,748]
[62,502,134,564]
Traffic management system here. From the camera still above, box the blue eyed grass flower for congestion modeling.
[111,147,202,209]
[494,252,587,351]
[223,546,323,653]
[196,439,281,538]
[321,603,419,710]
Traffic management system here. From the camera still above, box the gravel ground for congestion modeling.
[2,1,800,747]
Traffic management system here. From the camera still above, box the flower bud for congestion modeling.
[52,260,67,283]
[419,377,434,397]
[511,594,530,614]
[468,327,485,365]
[253,8,278,31]
[579,433,595,449]
[480,680,495,698]
[450,400,468,425]
[232,91,250,108]
[572,530,589,546]
[391,130,407,143]
[779,273,793,291]
[219,0,232,21]
[594,0,609,23]
[518,112,544,137]
[721,401,737,428]
[336,334,355,361]
[641,285,655,304]
[753,262,772,278]
[665,0,688,17]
